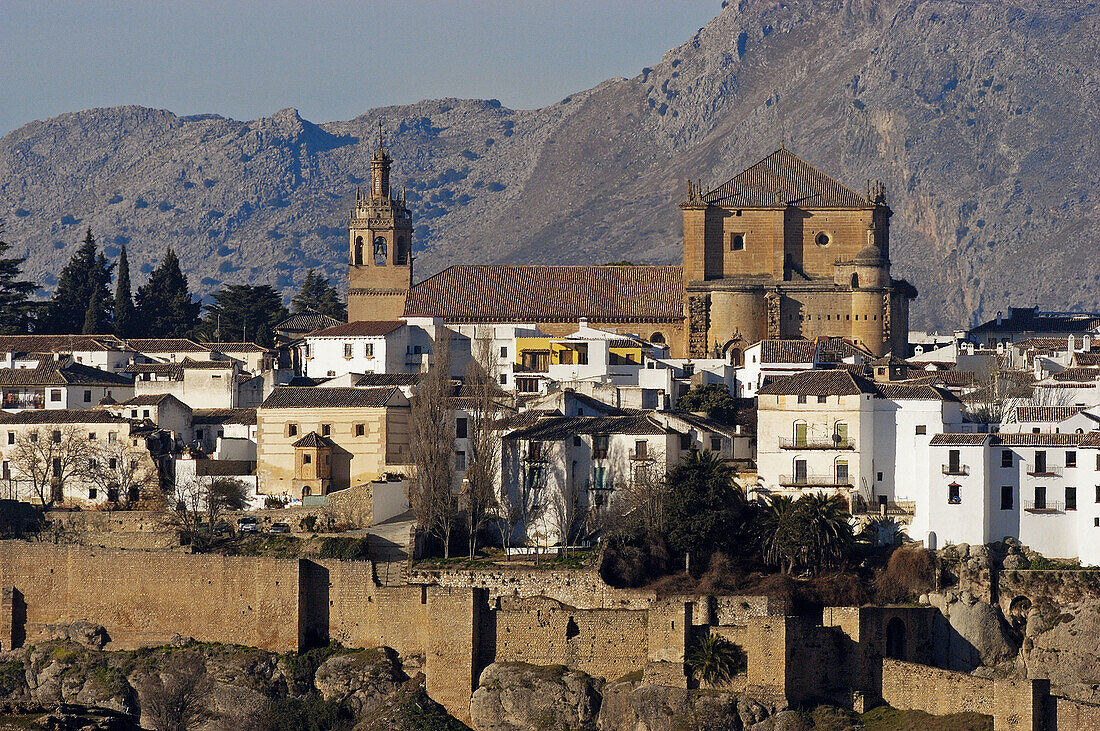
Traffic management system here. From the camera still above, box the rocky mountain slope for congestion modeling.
[1,0,1098,330]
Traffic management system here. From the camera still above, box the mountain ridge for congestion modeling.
[2,0,1098,330]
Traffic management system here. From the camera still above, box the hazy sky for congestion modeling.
[0,1,720,136]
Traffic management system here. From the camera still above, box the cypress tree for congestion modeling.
[200,284,289,347]
[113,246,135,338]
[0,221,36,334]
[39,228,112,334]
[134,249,201,338]
[291,269,347,320]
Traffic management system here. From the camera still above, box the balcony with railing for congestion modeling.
[1023,499,1064,513]
[942,464,970,476]
[779,437,856,450]
[779,473,854,488]
[629,448,653,461]
[1025,464,1061,477]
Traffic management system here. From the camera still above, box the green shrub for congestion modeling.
[686,634,745,685]
[262,695,355,731]
[319,537,372,561]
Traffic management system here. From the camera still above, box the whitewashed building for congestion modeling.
[301,321,408,379]
[915,432,1100,565]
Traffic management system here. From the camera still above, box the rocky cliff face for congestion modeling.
[2,0,1098,329]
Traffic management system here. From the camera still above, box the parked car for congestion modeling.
[268,522,291,534]
[238,516,259,533]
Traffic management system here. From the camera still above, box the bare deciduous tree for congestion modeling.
[495,440,547,561]
[170,476,248,540]
[408,331,458,557]
[462,336,503,558]
[138,651,214,731]
[8,425,93,506]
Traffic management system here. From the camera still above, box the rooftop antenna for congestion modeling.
[377,120,384,150]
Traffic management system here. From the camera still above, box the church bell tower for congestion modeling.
[347,124,413,322]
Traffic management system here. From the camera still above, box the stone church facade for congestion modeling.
[347,141,914,359]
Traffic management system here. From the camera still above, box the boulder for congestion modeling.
[939,597,1018,670]
[314,648,405,720]
[44,621,110,650]
[470,662,602,731]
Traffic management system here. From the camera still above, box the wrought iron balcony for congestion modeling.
[779,437,855,450]
[1023,500,1064,513]
[1025,464,1061,477]
[942,464,970,476]
[779,473,854,488]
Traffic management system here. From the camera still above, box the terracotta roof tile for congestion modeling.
[1011,406,1087,423]
[704,148,871,208]
[505,414,671,441]
[929,433,992,446]
[310,321,404,337]
[126,338,211,353]
[293,431,335,448]
[403,265,684,323]
[203,342,273,353]
[997,433,1084,447]
[0,409,136,425]
[1053,367,1100,382]
[192,408,257,425]
[260,386,400,409]
[275,312,343,334]
[355,373,422,387]
[0,335,126,353]
[757,370,877,397]
[0,361,133,387]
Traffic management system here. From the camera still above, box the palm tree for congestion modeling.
[797,493,855,573]
[754,494,797,573]
[687,634,746,686]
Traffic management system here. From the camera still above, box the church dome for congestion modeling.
[853,243,886,266]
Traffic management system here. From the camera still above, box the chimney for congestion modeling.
[995,311,1003,326]
[1085,335,1093,352]
[578,318,589,330]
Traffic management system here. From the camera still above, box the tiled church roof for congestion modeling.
[704,148,870,208]
[404,265,684,323]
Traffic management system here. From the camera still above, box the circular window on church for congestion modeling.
[815,232,832,247]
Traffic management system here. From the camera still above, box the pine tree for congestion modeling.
[0,221,37,334]
[134,249,202,338]
[291,269,347,320]
[39,228,113,334]
[113,246,136,338]
[199,284,289,347]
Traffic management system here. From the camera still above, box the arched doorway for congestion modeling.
[885,617,907,660]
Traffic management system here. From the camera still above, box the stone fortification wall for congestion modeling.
[411,566,656,610]
[881,659,993,715]
[0,541,302,652]
[1054,697,1100,730]
[490,596,649,683]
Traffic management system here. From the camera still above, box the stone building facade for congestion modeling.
[346,140,915,358]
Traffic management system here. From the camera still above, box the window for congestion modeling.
[344,343,354,358]
[51,430,61,444]
[915,425,927,435]
[88,432,96,441]
[5,432,13,445]
[794,459,808,485]
[1066,487,1077,511]
[815,231,831,247]
[1001,450,1013,468]
[456,418,468,439]
[355,424,365,437]
[835,459,849,485]
[877,472,883,481]
[1035,451,1047,474]
[50,389,61,402]
[499,374,507,385]
[817,395,827,404]
[634,440,648,459]
[593,435,609,459]
[711,437,722,452]
[948,484,961,504]
[455,450,466,470]
[593,466,606,490]
[287,423,298,437]
[528,441,543,461]
[680,433,692,450]
[108,432,117,443]
[730,233,745,251]
[797,395,807,404]
[88,459,97,470]
[108,458,117,470]
[196,429,204,440]
[321,424,331,437]
[29,431,38,443]
[143,409,150,418]
[500,346,508,359]
[83,390,91,403]
[948,450,961,473]
[573,435,583,447]
[1034,486,1047,511]
[51,457,61,476]
[1095,485,1100,504]
[1066,450,1077,468]
[303,453,312,464]
[303,344,311,358]
[793,421,807,448]
[835,422,849,447]
[131,410,138,418]
[1000,486,1013,510]
[1032,428,1041,434]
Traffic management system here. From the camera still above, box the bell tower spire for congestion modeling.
[347,122,413,322]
